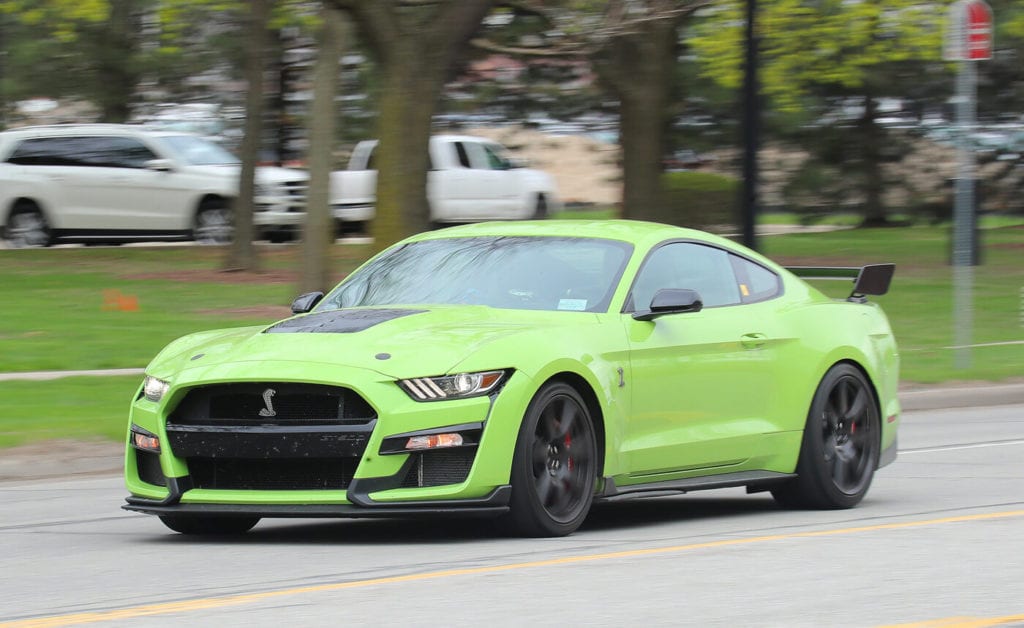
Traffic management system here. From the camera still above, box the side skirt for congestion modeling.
[597,470,796,502]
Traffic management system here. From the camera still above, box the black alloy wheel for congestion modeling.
[772,363,880,509]
[503,382,597,537]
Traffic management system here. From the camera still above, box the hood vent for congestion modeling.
[264,308,427,334]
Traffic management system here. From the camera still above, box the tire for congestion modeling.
[772,363,880,509]
[159,515,260,535]
[193,201,233,245]
[501,382,598,537]
[267,229,293,244]
[532,194,548,220]
[3,201,52,248]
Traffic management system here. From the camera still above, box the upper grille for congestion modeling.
[169,382,375,427]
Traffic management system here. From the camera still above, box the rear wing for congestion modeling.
[786,264,895,302]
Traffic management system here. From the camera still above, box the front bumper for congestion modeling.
[123,361,531,517]
[331,203,374,223]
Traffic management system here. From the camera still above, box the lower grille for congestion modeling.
[187,457,356,491]
[136,450,165,487]
[401,449,476,488]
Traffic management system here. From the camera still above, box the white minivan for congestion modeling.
[0,124,307,247]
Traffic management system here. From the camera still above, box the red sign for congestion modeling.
[944,0,994,61]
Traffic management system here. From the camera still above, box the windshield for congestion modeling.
[319,236,633,313]
[159,134,239,165]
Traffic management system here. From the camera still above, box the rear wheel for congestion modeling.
[532,194,548,219]
[3,201,52,248]
[193,201,232,245]
[772,364,880,509]
[159,515,260,535]
[502,382,597,537]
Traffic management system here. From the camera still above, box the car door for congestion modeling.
[458,141,517,219]
[620,241,786,476]
[65,135,183,231]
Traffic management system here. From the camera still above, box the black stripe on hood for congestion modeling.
[265,309,427,334]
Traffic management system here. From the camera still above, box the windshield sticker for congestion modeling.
[558,299,588,311]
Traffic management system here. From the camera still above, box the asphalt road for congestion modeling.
[1,404,1022,628]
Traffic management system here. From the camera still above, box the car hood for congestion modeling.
[177,164,308,183]
[147,305,596,381]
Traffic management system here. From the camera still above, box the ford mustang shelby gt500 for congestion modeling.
[124,220,899,537]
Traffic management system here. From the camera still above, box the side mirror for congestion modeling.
[144,159,174,172]
[290,291,324,314]
[633,288,703,321]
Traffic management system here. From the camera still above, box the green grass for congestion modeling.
[763,226,1024,383]
[0,376,139,447]
[0,244,372,371]
[1,225,1021,447]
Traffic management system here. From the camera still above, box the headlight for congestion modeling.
[142,375,170,402]
[254,182,276,198]
[399,370,507,401]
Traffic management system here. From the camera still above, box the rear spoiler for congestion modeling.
[786,264,895,302]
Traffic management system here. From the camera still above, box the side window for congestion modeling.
[462,142,491,169]
[96,137,157,168]
[630,242,742,310]
[481,144,508,170]
[729,255,781,303]
[454,142,471,168]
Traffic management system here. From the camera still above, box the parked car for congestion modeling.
[123,220,899,537]
[330,135,561,232]
[0,124,307,247]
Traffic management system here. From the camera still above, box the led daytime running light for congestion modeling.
[400,370,505,401]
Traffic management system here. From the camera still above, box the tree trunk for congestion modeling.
[94,0,137,123]
[300,5,347,294]
[224,0,270,271]
[372,43,444,247]
[337,0,493,252]
[593,19,677,222]
[859,93,888,227]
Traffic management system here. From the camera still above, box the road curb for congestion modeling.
[899,383,1024,412]
[0,368,144,382]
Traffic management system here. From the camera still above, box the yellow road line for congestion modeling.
[881,613,1024,627]
[4,509,1024,628]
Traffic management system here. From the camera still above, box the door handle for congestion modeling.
[740,333,767,350]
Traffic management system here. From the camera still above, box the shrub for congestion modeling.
[661,171,739,228]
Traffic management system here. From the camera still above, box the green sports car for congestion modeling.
[123,220,899,537]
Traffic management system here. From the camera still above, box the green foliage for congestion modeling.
[662,171,740,228]
[690,1,945,112]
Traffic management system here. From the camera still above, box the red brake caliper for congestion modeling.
[565,432,573,471]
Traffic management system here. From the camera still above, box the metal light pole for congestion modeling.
[945,0,993,370]
[740,0,760,251]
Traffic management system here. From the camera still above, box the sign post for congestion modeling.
[944,0,992,369]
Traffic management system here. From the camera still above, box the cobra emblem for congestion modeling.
[258,388,277,417]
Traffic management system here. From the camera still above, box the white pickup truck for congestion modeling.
[329,135,561,230]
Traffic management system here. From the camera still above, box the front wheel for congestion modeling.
[502,382,597,537]
[159,515,260,535]
[532,194,548,219]
[3,202,52,248]
[772,364,880,509]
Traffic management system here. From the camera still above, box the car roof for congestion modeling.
[408,219,727,247]
[405,220,780,271]
[0,123,192,139]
